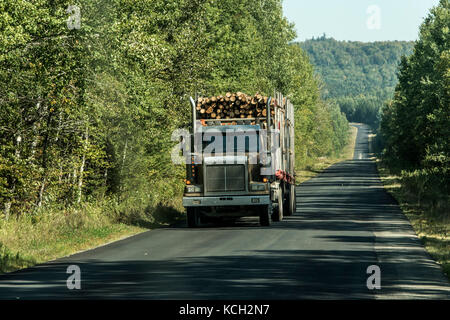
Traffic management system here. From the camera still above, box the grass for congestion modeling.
[0,199,184,274]
[296,124,358,183]
[369,136,450,281]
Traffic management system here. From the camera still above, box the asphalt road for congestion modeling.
[1,124,449,299]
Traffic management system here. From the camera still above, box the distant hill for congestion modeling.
[299,37,414,127]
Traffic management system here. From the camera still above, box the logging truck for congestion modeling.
[182,92,296,227]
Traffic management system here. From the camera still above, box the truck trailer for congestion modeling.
[182,92,296,227]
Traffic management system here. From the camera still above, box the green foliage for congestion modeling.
[380,0,449,168]
[285,44,349,167]
[400,167,449,209]
[380,0,449,215]
[300,37,414,127]
[0,241,35,273]
[0,0,349,221]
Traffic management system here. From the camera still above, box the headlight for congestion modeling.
[186,185,202,193]
[250,183,267,191]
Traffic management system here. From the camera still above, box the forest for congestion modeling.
[379,0,449,212]
[0,0,349,223]
[300,37,414,128]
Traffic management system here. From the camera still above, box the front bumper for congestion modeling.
[183,195,271,207]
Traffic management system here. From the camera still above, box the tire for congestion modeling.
[286,184,296,216]
[259,205,271,226]
[187,208,201,228]
[283,184,290,215]
[272,189,284,222]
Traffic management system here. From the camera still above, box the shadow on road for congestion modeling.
[0,247,447,300]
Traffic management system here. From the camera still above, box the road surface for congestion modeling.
[1,124,449,299]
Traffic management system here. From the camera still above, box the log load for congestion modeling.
[196,92,276,121]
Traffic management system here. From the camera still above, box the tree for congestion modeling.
[380,0,449,168]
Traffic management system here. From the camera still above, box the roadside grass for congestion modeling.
[370,137,450,281]
[296,124,358,183]
[0,198,184,274]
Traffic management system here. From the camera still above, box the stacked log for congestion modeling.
[196,92,276,120]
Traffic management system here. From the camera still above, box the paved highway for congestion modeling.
[1,124,449,299]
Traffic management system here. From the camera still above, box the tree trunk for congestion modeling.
[104,168,108,187]
[118,139,128,198]
[31,123,38,160]
[5,135,22,217]
[30,101,41,161]
[120,139,128,177]
[37,177,46,208]
[77,125,89,204]
[4,202,11,221]
[37,104,53,207]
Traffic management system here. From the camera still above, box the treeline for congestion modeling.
[0,0,349,219]
[300,37,414,128]
[379,0,449,210]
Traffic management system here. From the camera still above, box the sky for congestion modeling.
[282,0,441,42]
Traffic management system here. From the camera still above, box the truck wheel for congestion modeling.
[259,205,271,226]
[289,184,296,216]
[187,208,200,228]
[272,190,284,222]
[285,184,296,216]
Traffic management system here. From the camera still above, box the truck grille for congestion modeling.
[205,165,246,192]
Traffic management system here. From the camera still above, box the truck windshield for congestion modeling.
[202,131,260,153]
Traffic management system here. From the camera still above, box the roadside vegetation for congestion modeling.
[0,1,349,273]
[375,0,449,280]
